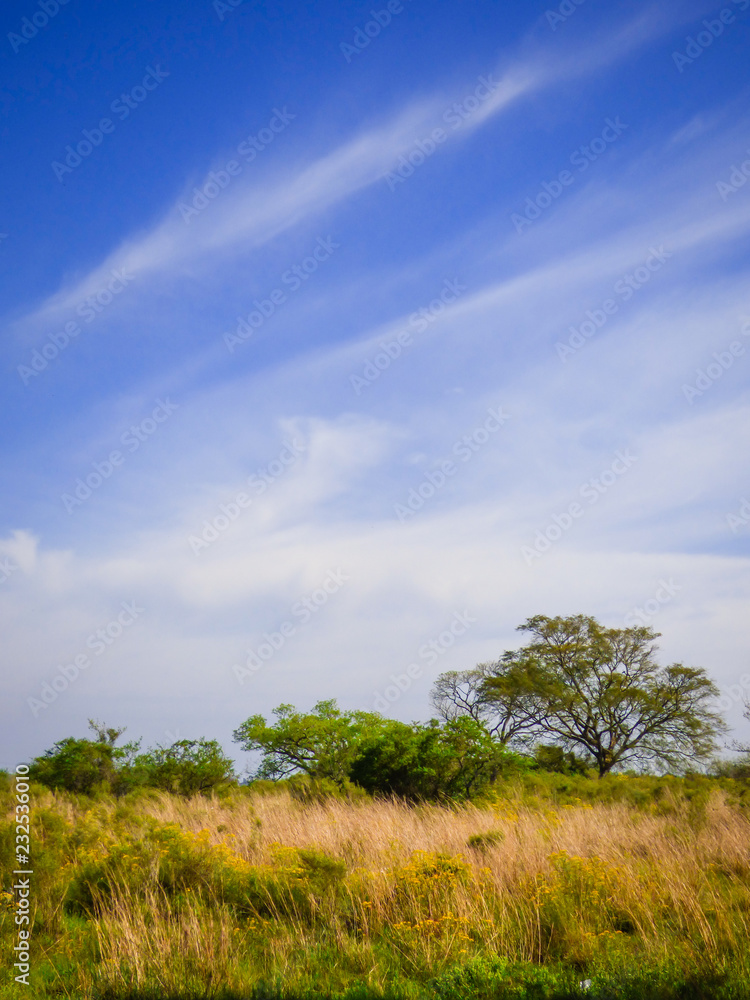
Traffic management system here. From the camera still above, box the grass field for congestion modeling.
[2,773,750,999]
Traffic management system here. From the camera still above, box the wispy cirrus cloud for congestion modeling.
[6,2,716,349]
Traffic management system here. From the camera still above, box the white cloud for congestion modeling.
[0,530,39,575]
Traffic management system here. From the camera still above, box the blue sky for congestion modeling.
[2,0,749,772]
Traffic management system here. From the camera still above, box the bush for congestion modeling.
[129,739,237,795]
[534,744,590,776]
[27,727,236,798]
[466,830,504,852]
[65,821,348,925]
[711,756,750,783]
[430,955,581,1000]
[28,737,121,794]
[350,717,526,800]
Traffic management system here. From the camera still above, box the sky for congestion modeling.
[1,0,749,774]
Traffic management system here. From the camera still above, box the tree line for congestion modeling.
[21,615,745,800]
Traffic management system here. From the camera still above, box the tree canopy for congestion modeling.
[232,700,380,786]
[472,614,726,776]
[129,739,236,794]
[28,734,121,795]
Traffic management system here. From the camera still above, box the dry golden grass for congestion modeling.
[138,784,750,883]
[5,782,750,997]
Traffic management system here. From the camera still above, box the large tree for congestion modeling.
[478,615,726,777]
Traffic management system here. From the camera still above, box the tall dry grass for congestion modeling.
[3,781,750,997]
[149,786,750,955]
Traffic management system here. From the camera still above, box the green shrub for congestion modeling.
[466,830,504,852]
[28,737,121,794]
[64,821,348,925]
[534,744,590,776]
[430,955,581,1000]
[129,739,237,795]
[26,725,236,799]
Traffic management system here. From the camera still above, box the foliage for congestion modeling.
[64,821,346,925]
[130,739,237,795]
[233,700,383,786]
[429,956,582,1000]
[478,615,726,777]
[430,663,540,744]
[28,735,122,794]
[533,744,590,776]
[429,955,747,1000]
[466,830,504,851]
[234,702,530,800]
[711,754,750,783]
[27,722,235,797]
[350,717,528,800]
